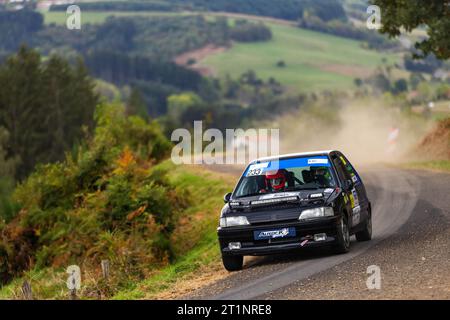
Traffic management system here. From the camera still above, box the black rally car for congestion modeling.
[218,150,372,271]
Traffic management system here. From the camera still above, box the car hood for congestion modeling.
[223,188,339,224]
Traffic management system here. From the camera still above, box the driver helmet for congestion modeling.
[265,170,286,191]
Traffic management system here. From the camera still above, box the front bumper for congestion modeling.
[218,216,340,256]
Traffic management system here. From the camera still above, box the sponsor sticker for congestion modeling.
[352,205,361,225]
[308,158,329,165]
[259,192,297,200]
[248,162,269,170]
[352,188,360,207]
[309,193,324,199]
[246,162,269,177]
[252,196,298,205]
[254,227,295,240]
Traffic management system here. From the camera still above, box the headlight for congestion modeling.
[299,207,334,220]
[220,216,250,227]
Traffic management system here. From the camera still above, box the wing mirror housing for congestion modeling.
[224,192,232,203]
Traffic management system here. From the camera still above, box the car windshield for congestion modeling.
[234,156,336,198]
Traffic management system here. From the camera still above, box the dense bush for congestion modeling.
[0,103,179,288]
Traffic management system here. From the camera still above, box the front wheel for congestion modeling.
[222,255,243,271]
[356,210,372,242]
[334,217,350,254]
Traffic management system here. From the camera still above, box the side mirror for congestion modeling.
[344,179,354,190]
[223,192,232,203]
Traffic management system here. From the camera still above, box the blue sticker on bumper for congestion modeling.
[254,227,296,240]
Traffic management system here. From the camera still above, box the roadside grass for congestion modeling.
[0,161,234,299]
[399,160,450,173]
[112,223,224,299]
[0,268,67,299]
[112,162,235,299]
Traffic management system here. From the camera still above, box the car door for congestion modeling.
[334,153,369,229]
[331,155,354,225]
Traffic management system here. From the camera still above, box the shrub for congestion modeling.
[0,103,183,292]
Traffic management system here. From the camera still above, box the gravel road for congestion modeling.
[186,166,450,300]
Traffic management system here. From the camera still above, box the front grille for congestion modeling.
[245,207,301,224]
[248,202,301,212]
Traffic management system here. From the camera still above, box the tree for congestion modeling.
[126,87,148,119]
[167,92,204,121]
[393,79,408,94]
[277,60,286,68]
[0,9,44,52]
[354,78,363,87]
[0,127,18,179]
[0,47,98,179]
[372,0,450,59]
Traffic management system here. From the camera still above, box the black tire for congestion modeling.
[222,255,243,271]
[334,216,350,254]
[356,210,372,242]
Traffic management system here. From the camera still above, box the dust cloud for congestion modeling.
[275,99,431,167]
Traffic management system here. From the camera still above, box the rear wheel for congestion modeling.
[356,210,372,242]
[334,216,350,254]
[222,255,243,271]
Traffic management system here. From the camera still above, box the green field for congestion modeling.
[201,23,402,92]
[42,10,190,25]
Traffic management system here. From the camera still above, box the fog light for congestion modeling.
[228,242,241,250]
[314,233,327,242]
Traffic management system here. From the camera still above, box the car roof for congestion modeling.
[251,150,339,163]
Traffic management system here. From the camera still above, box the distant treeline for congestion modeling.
[0,11,270,59]
[50,0,347,22]
[230,20,272,42]
[85,51,202,90]
[298,16,398,50]
[85,51,203,116]
[0,9,43,52]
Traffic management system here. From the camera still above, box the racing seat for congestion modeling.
[312,167,328,187]
[302,170,313,184]
[285,170,295,188]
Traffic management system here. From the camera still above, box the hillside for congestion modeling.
[415,118,450,161]
[41,10,402,93]
[200,22,401,92]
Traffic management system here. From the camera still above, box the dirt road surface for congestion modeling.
[185,166,450,300]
